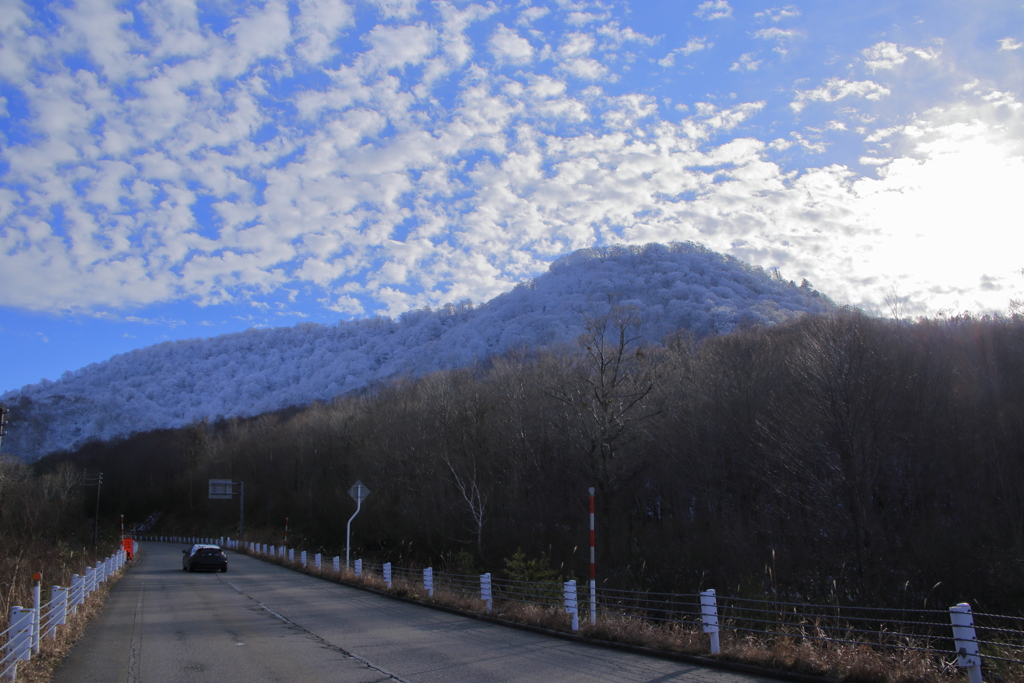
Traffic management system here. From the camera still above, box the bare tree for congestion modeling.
[884,283,911,325]
[548,306,660,492]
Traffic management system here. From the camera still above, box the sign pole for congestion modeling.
[346,481,370,571]
[93,474,103,547]
[239,481,244,539]
[208,479,243,539]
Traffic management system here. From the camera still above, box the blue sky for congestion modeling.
[2,0,1023,393]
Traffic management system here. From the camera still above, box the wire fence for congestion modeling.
[142,535,1024,682]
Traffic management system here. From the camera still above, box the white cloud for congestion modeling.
[659,38,711,66]
[1,0,1021,325]
[753,27,797,42]
[596,23,657,48]
[558,57,612,81]
[862,42,906,70]
[694,0,732,21]
[730,53,761,71]
[864,126,900,142]
[791,78,891,112]
[372,0,419,19]
[489,25,534,64]
[566,12,610,26]
[680,101,765,139]
[560,32,596,58]
[363,24,438,71]
[790,132,826,152]
[602,93,658,130]
[516,6,550,26]
[862,41,939,72]
[295,0,355,64]
[755,6,800,22]
[999,37,1023,51]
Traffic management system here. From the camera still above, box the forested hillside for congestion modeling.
[3,242,830,459]
[47,309,1024,613]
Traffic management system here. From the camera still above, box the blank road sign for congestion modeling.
[209,479,234,499]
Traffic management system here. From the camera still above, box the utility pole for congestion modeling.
[83,472,103,546]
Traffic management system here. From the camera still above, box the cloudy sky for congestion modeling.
[2,0,1023,392]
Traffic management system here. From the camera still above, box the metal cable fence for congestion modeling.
[224,536,1024,682]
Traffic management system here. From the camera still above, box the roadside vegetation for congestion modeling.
[0,458,124,681]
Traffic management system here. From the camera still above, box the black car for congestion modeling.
[182,544,228,572]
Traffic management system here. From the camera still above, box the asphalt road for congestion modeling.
[53,543,777,683]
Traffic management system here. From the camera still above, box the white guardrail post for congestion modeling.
[950,603,983,683]
[50,585,68,638]
[69,574,83,614]
[333,556,340,572]
[315,553,321,570]
[31,578,40,655]
[564,580,579,631]
[424,568,433,597]
[383,563,392,589]
[355,559,362,577]
[480,573,492,613]
[9,606,33,669]
[300,551,307,567]
[701,589,721,654]
[50,586,68,638]
[288,549,294,563]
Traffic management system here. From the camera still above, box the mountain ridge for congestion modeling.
[2,242,832,459]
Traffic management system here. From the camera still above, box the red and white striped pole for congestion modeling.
[589,487,596,625]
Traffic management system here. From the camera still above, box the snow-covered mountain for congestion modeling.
[2,243,832,459]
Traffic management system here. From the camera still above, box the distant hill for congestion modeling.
[1,242,832,459]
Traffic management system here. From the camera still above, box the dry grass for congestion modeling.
[717,631,963,683]
[5,557,125,683]
[0,540,120,633]
[580,613,708,654]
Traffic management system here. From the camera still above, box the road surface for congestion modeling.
[53,542,778,683]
